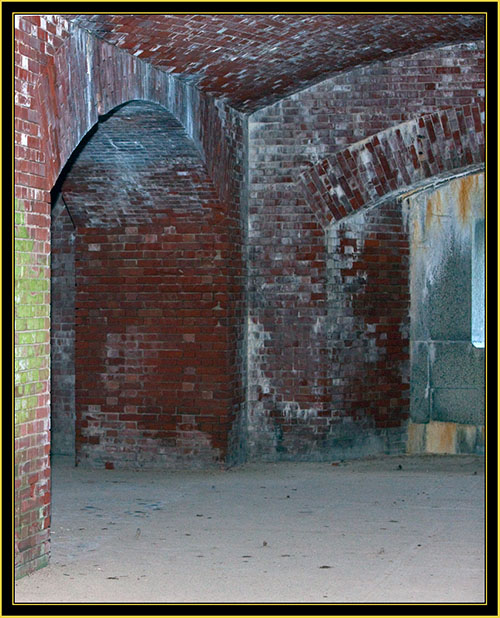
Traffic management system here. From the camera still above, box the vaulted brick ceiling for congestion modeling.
[69,13,485,112]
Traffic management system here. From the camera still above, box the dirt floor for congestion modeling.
[14,454,485,605]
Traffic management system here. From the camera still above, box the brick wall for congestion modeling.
[246,41,485,460]
[14,14,72,578]
[14,16,245,575]
[74,222,236,467]
[50,197,76,456]
[55,101,241,467]
[326,198,410,456]
[14,13,485,577]
[299,105,485,227]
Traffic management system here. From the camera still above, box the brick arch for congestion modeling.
[35,27,170,193]
[298,103,485,228]
[15,17,244,576]
[48,98,242,469]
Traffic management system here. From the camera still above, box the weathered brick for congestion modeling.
[13,13,485,580]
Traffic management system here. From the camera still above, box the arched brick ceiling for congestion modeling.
[69,13,484,112]
[60,101,221,227]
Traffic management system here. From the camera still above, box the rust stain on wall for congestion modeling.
[425,189,443,230]
[455,173,478,225]
[425,421,456,454]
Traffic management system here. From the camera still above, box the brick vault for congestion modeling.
[13,12,486,577]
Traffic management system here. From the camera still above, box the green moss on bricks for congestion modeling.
[15,356,46,372]
[15,266,49,280]
[16,292,46,305]
[16,253,37,265]
[17,383,37,396]
[17,332,38,345]
[17,331,48,345]
[15,345,37,359]
[15,319,27,332]
[15,279,49,292]
[15,406,36,425]
[15,395,38,413]
[16,304,49,318]
[17,369,40,385]
[25,317,47,331]
[15,226,30,239]
[15,239,34,253]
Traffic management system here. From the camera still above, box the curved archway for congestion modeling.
[15,22,245,575]
[298,103,485,228]
[35,28,171,192]
[313,111,486,456]
[50,100,242,468]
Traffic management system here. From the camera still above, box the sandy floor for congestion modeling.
[14,454,485,605]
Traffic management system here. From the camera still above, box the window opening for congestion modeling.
[471,218,485,348]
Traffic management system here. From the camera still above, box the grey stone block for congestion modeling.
[410,341,430,423]
[427,241,472,341]
[431,387,485,425]
[430,342,485,388]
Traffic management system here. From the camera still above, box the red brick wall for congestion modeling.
[299,105,485,227]
[55,101,241,467]
[14,13,485,578]
[165,77,247,459]
[326,198,410,454]
[75,221,236,467]
[50,198,76,457]
[246,41,485,459]
[14,15,71,578]
[14,16,245,575]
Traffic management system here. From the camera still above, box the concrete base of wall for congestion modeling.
[406,421,484,455]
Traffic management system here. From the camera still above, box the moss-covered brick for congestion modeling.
[16,292,46,305]
[15,319,27,331]
[14,395,38,413]
[16,252,37,265]
[16,383,35,397]
[15,278,49,292]
[15,239,35,253]
[16,368,45,386]
[15,345,36,359]
[15,226,30,239]
[15,405,37,424]
[15,355,46,372]
[26,317,48,331]
[16,303,49,318]
[15,265,49,280]
[16,330,49,345]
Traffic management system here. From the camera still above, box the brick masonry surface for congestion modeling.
[56,102,243,468]
[68,14,484,112]
[14,14,485,578]
[14,15,245,576]
[246,41,485,460]
[299,105,485,229]
[50,197,76,457]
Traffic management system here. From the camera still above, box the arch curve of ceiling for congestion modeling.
[68,13,485,112]
[58,100,221,227]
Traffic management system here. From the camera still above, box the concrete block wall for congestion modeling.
[404,173,485,454]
